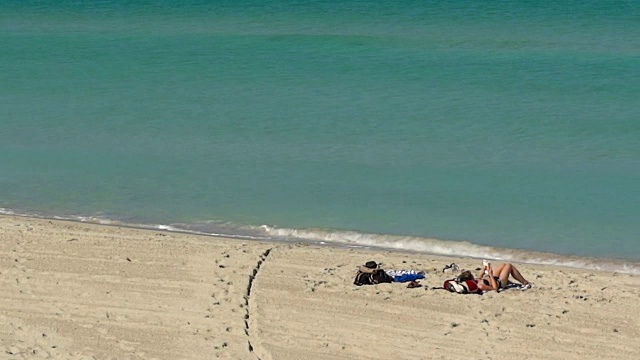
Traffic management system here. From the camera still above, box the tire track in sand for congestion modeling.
[243,248,272,359]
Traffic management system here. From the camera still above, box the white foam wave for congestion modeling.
[2,208,638,274]
[262,226,640,275]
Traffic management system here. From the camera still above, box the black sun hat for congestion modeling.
[364,261,379,269]
[358,261,381,274]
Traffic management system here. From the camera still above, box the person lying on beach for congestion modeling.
[457,262,532,292]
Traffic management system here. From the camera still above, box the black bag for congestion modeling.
[354,269,393,286]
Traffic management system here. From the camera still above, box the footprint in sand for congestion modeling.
[324,267,337,276]
[304,279,329,292]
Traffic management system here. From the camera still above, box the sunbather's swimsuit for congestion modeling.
[482,276,503,289]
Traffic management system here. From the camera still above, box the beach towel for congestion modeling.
[498,282,533,291]
[385,269,426,283]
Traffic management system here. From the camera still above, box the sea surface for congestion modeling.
[1,1,639,273]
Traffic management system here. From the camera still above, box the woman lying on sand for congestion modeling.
[458,262,532,292]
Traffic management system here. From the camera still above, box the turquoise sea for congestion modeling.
[1,1,639,272]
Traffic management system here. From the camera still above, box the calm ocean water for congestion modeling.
[1,1,639,271]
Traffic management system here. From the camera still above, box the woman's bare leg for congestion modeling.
[491,263,507,278]
[508,264,529,285]
[491,263,529,285]
[493,263,511,285]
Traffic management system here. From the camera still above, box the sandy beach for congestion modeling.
[1,215,638,359]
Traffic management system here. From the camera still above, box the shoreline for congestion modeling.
[2,210,639,275]
[1,215,639,359]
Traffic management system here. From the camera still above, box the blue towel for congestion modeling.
[393,273,425,282]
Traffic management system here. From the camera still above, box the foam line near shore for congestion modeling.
[2,208,638,274]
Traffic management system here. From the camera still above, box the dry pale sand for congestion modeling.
[1,215,639,360]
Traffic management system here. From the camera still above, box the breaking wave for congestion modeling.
[2,207,638,274]
[259,225,640,275]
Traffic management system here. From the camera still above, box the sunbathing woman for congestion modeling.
[458,262,532,292]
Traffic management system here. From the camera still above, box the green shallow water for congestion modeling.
[1,0,639,261]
